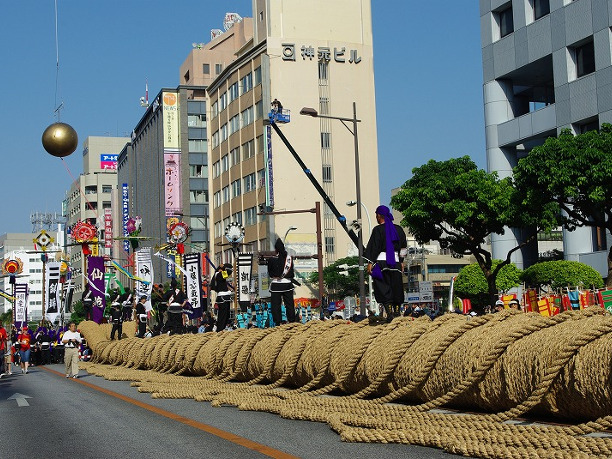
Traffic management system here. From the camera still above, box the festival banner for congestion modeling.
[501,294,516,309]
[537,298,552,317]
[184,253,203,318]
[45,261,61,323]
[238,253,253,308]
[122,183,130,252]
[523,289,538,313]
[104,209,113,248]
[164,153,182,217]
[87,256,106,323]
[63,278,74,314]
[13,283,28,329]
[135,248,154,312]
[599,289,612,314]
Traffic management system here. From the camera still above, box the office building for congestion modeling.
[480,0,610,273]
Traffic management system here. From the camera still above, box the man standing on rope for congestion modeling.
[210,264,233,332]
[364,205,407,323]
[268,238,297,325]
[164,279,187,335]
[81,283,93,321]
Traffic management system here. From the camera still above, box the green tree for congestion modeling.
[391,156,557,308]
[454,261,522,308]
[521,260,604,291]
[307,256,362,301]
[514,124,612,286]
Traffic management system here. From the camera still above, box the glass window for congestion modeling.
[245,207,257,225]
[203,63,210,74]
[229,115,240,135]
[230,147,240,166]
[191,217,207,230]
[232,179,241,198]
[212,161,220,178]
[244,172,256,192]
[242,139,255,160]
[257,169,266,188]
[221,155,229,172]
[188,114,206,127]
[222,185,230,203]
[241,106,254,127]
[212,101,218,118]
[215,221,222,238]
[221,123,228,142]
[102,185,113,193]
[240,73,253,94]
[498,5,514,38]
[575,41,595,78]
[229,82,239,102]
[254,66,262,85]
[318,62,328,80]
[321,132,331,149]
[256,135,264,154]
[325,236,335,253]
[255,100,263,119]
[533,0,550,20]
[322,165,332,182]
[220,92,227,111]
[319,97,329,115]
[189,139,207,152]
[232,211,243,225]
[190,190,207,204]
[215,63,223,75]
[213,191,221,207]
[190,164,207,178]
[212,131,219,148]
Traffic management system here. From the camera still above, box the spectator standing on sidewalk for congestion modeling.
[0,322,7,377]
[62,322,82,378]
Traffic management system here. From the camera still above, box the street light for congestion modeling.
[283,226,298,243]
[347,200,375,312]
[300,102,366,314]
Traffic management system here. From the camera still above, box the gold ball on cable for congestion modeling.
[42,122,78,158]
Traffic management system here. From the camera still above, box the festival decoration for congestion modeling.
[42,122,78,158]
[1,257,23,276]
[168,221,190,254]
[71,220,97,254]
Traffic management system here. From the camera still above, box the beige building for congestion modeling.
[200,0,379,297]
[65,136,128,293]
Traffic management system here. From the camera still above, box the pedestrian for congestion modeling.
[364,205,408,323]
[17,326,32,374]
[81,283,94,321]
[0,322,7,377]
[110,302,123,340]
[62,322,82,378]
[135,296,148,338]
[210,264,233,332]
[268,238,297,325]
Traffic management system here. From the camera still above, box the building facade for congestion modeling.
[64,136,128,293]
[480,0,612,274]
[205,0,380,296]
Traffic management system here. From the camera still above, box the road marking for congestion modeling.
[8,392,32,407]
[41,366,299,459]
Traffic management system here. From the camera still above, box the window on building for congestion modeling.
[322,164,332,182]
[244,173,256,192]
[255,100,263,119]
[213,191,221,208]
[245,207,257,225]
[212,161,220,178]
[231,179,241,198]
[574,117,599,134]
[212,131,219,148]
[191,217,207,230]
[495,4,514,39]
[256,135,264,154]
[254,66,262,85]
[188,114,206,127]
[214,221,222,238]
[232,211,243,225]
[102,201,111,209]
[212,101,218,118]
[189,139,207,152]
[230,147,240,166]
[221,155,229,172]
[190,190,207,204]
[229,82,239,102]
[325,236,335,253]
[321,132,331,149]
[319,97,329,115]
[102,185,113,193]
[85,185,97,194]
[229,115,240,135]
[574,40,595,78]
[240,73,253,94]
[220,92,227,111]
[203,63,210,74]
[190,164,207,178]
[257,169,266,188]
[221,123,228,142]
[532,0,550,20]
[215,63,223,75]
[222,185,230,203]
[318,62,328,80]
[184,70,190,83]
[242,139,255,160]
[241,106,254,127]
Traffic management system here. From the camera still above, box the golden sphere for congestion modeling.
[42,122,78,158]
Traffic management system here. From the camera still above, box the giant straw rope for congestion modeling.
[78,309,612,457]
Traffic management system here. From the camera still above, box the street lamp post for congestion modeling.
[300,103,366,314]
[283,226,298,243]
[347,200,375,312]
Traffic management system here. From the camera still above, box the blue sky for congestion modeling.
[0,1,484,235]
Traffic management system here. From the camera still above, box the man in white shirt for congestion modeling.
[62,322,82,379]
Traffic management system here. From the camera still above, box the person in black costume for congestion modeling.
[135,296,147,337]
[151,284,166,332]
[268,238,297,325]
[210,264,233,332]
[120,287,133,321]
[364,205,408,323]
[163,279,186,334]
[81,284,94,321]
[110,303,123,340]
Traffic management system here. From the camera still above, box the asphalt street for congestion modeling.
[0,363,465,458]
